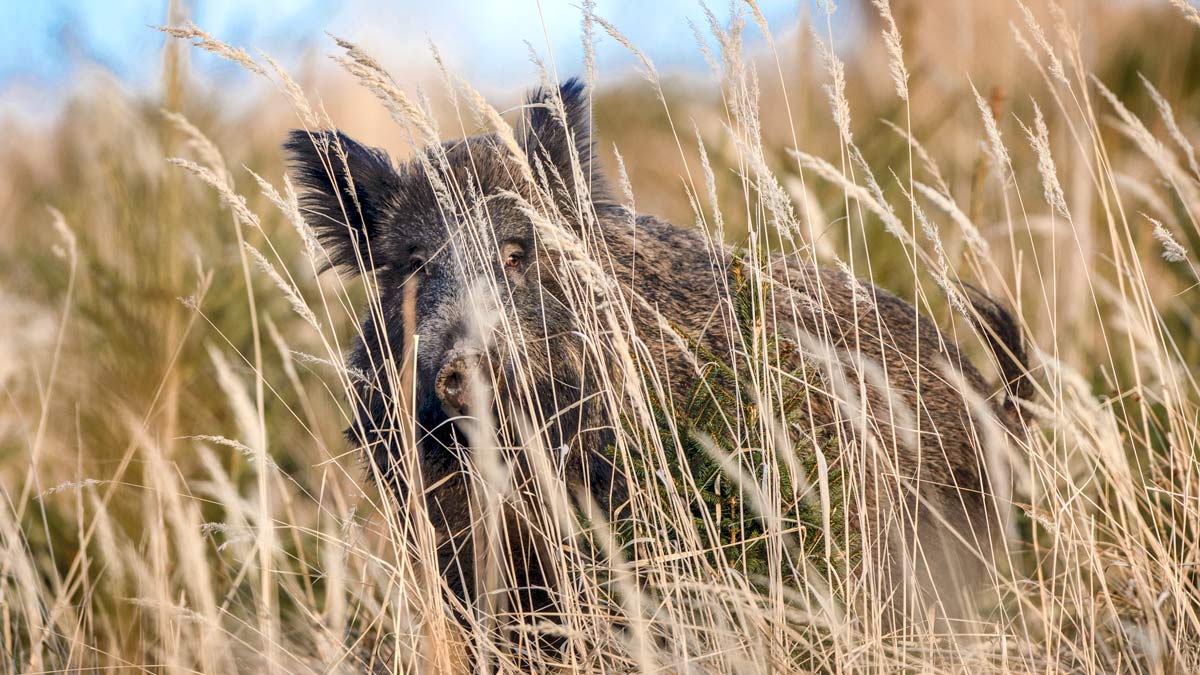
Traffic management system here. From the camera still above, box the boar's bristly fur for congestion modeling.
[285,77,1029,626]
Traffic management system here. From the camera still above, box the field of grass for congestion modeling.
[3,1,1200,672]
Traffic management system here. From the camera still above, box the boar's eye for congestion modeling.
[502,242,526,271]
[404,246,428,275]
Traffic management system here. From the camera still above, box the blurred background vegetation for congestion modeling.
[7,0,1196,469]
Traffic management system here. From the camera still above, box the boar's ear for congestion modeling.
[523,78,610,207]
[284,129,400,274]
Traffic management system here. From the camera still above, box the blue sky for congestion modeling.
[0,1,861,118]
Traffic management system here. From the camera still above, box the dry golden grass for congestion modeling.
[3,1,1200,672]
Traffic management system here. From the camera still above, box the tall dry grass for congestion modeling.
[2,0,1200,672]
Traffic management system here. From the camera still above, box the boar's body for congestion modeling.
[286,78,1026,621]
[592,211,1017,613]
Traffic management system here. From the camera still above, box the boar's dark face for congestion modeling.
[285,79,620,507]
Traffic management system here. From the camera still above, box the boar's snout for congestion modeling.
[434,347,489,415]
